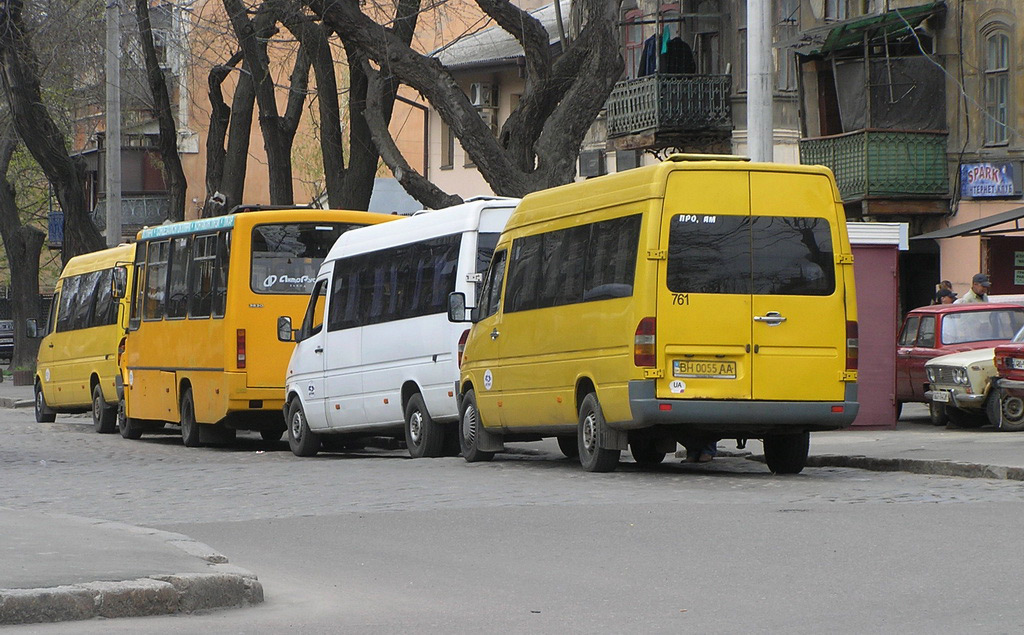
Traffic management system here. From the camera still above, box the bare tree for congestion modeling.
[0,125,44,370]
[134,0,187,222]
[304,0,625,206]
[0,1,105,263]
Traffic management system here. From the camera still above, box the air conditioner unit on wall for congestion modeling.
[470,82,494,108]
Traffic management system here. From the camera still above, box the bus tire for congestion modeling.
[557,435,579,459]
[459,389,494,463]
[92,383,117,434]
[287,398,320,457]
[629,438,666,466]
[34,382,55,423]
[180,388,202,448]
[763,431,810,475]
[405,393,444,458]
[117,398,144,440]
[577,393,620,473]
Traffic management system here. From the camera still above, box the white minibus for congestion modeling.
[280,197,517,457]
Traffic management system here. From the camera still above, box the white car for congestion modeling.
[925,348,999,427]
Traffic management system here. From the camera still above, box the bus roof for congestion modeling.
[325,198,519,262]
[59,243,136,278]
[136,209,396,241]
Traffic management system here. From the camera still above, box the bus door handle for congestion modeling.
[490,328,500,340]
[754,311,787,326]
[314,346,323,354]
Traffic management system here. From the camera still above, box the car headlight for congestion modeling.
[954,368,970,385]
[926,367,937,382]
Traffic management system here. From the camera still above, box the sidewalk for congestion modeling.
[0,381,263,625]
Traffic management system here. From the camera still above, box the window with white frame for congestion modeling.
[775,0,798,91]
[984,30,1010,145]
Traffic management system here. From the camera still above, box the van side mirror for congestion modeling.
[25,319,39,339]
[277,316,295,342]
[112,266,128,299]
[448,292,469,322]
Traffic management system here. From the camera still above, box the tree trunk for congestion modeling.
[224,0,304,206]
[204,51,254,216]
[134,0,187,222]
[0,134,43,371]
[0,8,104,264]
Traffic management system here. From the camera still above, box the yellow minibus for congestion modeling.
[117,207,396,445]
[450,155,859,473]
[34,243,135,433]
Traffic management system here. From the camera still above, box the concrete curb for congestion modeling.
[0,517,263,625]
[739,453,1024,481]
[0,397,32,409]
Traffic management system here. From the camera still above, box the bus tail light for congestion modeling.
[634,317,656,367]
[846,320,858,370]
[457,329,470,368]
[237,329,246,369]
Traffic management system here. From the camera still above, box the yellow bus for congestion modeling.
[117,208,397,445]
[33,243,135,433]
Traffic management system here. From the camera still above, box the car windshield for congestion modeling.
[941,309,1024,345]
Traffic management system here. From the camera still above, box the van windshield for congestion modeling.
[251,223,359,294]
[666,215,835,296]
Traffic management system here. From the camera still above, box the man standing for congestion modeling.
[954,273,990,304]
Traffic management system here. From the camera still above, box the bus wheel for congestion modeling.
[180,388,202,448]
[577,393,620,473]
[763,431,810,475]
[117,398,144,440]
[629,438,666,466]
[556,435,579,459]
[287,399,320,457]
[34,382,55,423]
[92,384,117,434]
[405,393,444,458]
[459,390,494,463]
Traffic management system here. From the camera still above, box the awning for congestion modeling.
[783,2,946,56]
[912,206,1024,240]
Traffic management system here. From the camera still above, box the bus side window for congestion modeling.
[300,278,328,340]
[129,243,146,331]
[478,250,507,320]
[91,269,114,327]
[213,230,230,318]
[57,275,80,333]
[144,240,170,321]
[189,234,216,318]
[166,236,192,319]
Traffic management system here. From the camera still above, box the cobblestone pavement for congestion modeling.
[5,409,1024,528]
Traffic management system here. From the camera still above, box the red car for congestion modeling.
[897,303,1024,422]
[992,336,1024,431]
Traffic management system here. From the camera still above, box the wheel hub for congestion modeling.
[291,412,303,440]
[409,411,423,443]
[463,405,477,445]
[582,413,597,453]
[1003,395,1024,422]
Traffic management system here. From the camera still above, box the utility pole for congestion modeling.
[746,0,773,162]
[105,0,122,247]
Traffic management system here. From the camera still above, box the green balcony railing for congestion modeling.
[606,74,732,138]
[799,129,948,201]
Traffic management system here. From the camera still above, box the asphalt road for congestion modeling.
[6,408,1024,633]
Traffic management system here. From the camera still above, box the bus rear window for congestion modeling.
[251,223,358,294]
[666,215,834,296]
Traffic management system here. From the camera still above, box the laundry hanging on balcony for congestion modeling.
[638,33,696,77]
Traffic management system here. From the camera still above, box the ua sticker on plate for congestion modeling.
[669,380,686,394]
[483,369,493,390]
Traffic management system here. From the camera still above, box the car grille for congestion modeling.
[929,366,959,385]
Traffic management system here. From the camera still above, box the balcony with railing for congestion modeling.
[606,74,732,149]
[799,129,949,211]
[48,195,171,248]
